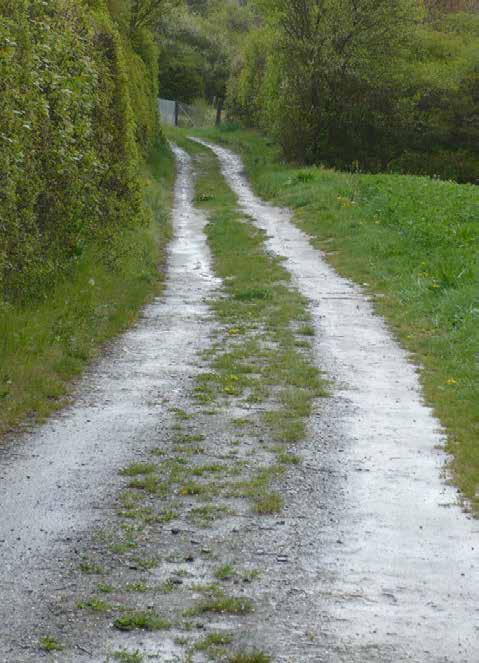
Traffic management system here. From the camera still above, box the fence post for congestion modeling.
[215,97,224,126]
[174,101,179,127]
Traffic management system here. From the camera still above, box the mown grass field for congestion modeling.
[0,141,174,435]
[194,128,479,512]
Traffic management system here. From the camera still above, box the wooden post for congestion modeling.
[174,101,179,127]
[215,98,224,127]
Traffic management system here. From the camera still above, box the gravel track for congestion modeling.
[0,140,477,662]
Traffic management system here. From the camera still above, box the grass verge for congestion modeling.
[193,127,479,512]
[0,139,174,436]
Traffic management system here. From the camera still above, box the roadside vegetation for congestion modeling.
[0,1,174,434]
[192,126,479,511]
[227,0,479,183]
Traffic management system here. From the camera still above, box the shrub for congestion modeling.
[0,0,160,303]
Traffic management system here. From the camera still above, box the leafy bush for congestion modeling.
[227,2,479,183]
[0,0,159,303]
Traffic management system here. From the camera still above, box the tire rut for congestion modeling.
[0,145,220,660]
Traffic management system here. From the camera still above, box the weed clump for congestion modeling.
[195,632,234,651]
[120,463,157,477]
[114,610,171,632]
[112,649,143,662]
[39,636,64,652]
[229,652,272,663]
[254,492,284,515]
[186,589,254,616]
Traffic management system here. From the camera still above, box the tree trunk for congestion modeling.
[215,97,224,126]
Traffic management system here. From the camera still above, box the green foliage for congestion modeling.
[227,27,271,126]
[236,0,420,164]
[114,610,171,631]
[124,28,160,149]
[227,1,479,182]
[158,1,257,106]
[39,636,64,652]
[0,0,160,303]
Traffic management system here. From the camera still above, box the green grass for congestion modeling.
[129,555,159,570]
[253,492,284,515]
[114,610,171,632]
[277,451,302,465]
[193,127,479,512]
[111,651,143,663]
[194,632,234,651]
[186,590,254,616]
[124,582,150,593]
[0,139,174,437]
[128,475,167,495]
[214,564,236,580]
[229,653,272,663]
[188,504,233,527]
[119,463,157,477]
[39,636,64,652]
[77,597,112,612]
[79,560,104,575]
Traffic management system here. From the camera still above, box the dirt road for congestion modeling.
[0,140,477,662]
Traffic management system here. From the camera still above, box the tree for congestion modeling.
[157,1,254,108]
[129,0,177,32]
[247,0,420,165]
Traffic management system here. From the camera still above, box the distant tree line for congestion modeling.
[225,0,478,182]
[0,0,161,302]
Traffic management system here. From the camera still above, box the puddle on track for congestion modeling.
[193,138,479,663]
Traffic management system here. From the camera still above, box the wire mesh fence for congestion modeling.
[159,98,176,126]
[158,98,216,128]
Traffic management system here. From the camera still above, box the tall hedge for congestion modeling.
[0,0,159,303]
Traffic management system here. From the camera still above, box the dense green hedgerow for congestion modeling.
[0,0,159,303]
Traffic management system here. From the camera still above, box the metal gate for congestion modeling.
[158,98,215,128]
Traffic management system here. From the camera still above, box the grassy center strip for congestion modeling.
[172,130,325,497]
